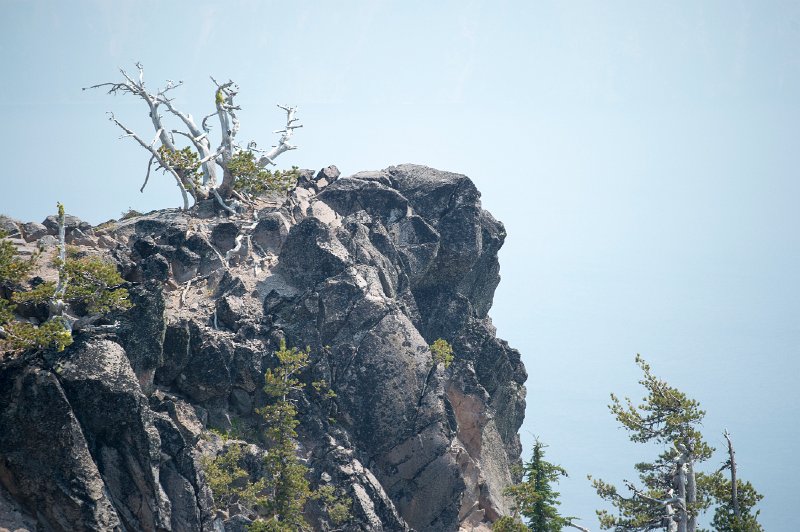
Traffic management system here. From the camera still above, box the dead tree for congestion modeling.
[84,63,302,212]
[723,430,740,519]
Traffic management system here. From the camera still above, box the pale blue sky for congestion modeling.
[1,1,798,529]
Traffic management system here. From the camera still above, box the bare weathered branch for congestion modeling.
[54,203,67,301]
[258,104,302,167]
[198,147,225,166]
[180,279,192,307]
[158,79,183,97]
[212,78,239,163]
[212,188,237,215]
[140,154,156,193]
[149,128,163,148]
[566,522,591,532]
[82,81,134,94]
[108,112,191,210]
[625,481,682,509]
[724,430,740,518]
[225,234,249,265]
[92,64,302,207]
[86,64,209,207]
[160,97,218,187]
[201,111,218,133]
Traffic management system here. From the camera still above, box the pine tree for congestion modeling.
[493,516,530,531]
[201,442,266,511]
[502,440,588,531]
[590,355,713,532]
[251,340,314,531]
[204,340,350,531]
[0,228,40,350]
[696,431,764,532]
[0,204,129,353]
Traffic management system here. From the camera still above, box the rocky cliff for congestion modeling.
[0,164,527,531]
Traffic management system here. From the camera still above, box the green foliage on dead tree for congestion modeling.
[228,151,300,197]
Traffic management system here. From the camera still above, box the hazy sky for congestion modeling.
[2,1,798,529]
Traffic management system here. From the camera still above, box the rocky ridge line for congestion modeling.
[0,164,527,531]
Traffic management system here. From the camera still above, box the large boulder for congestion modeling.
[117,280,167,391]
[278,217,352,285]
[42,213,94,238]
[57,339,171,531]
[0,215,21,238]
[252,212,291,255]
[20,221,47,242]
[0,362,123,531]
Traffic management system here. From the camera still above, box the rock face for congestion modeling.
[0,164,526,531]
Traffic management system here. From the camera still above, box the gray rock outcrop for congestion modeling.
[0,164,526,531]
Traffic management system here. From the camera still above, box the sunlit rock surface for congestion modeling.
[0,164,526,531]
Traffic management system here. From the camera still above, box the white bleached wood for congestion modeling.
[161,99,218,188]
[49,203,73,335]
[686,460,697,531]
[566,522,591,532]
[723,430,741,519]
[213,188,237,215]
[258,104,303,167]
[140,154,156,193]
[53,203,67,303]
[108,113,191,210]
[676,455,688,532]
[89,64,302,208]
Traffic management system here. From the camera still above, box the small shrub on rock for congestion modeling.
[430,338,454,368]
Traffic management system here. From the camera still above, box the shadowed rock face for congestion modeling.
[0,164,526,531]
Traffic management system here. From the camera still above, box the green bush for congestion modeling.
[202,443,266,510]
[120,208,143,220]
[0,214,130,354]
[202,341,352,530]
[430,338,454,368]
[0,230,35,284]
[228,151,299,196]
[158,145,202,190]
[492,516,528,531]
[315,484,352,526]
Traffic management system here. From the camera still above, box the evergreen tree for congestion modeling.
[0,204,129,353]
[697,472,763,532]
[201,442,266,511]
[696,431,764,532]
[590,355,714,532]
[0,231,35,284]
[253,340,314,530]
[0,228,41,350]
[502,440,588,531]
[204,340,350,531]
[227,151,299,196]
[493,515,530,531]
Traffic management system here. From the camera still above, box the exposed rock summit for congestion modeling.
[0,164,527,531]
